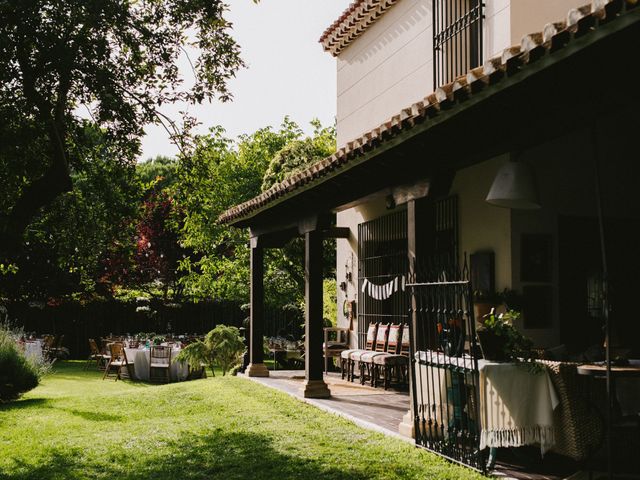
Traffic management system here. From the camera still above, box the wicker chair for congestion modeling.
[536,359,604,461]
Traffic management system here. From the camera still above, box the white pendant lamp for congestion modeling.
[486,159,541,209]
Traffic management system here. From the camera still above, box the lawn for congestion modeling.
[0,362,484,480]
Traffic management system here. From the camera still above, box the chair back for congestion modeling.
[150,345,172,365]
[365,322,378,350]
[386,324,402,354]
[89,338,100,355]
[108,342,124,361]
[375,323,390,352]
[400,324,411,356]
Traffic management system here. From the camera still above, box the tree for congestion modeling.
[0,125,141,300]
[177,119,306,303]
[0,0,247,257]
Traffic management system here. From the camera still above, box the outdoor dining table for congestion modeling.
[23,340,43,362]
[124,346,189,382]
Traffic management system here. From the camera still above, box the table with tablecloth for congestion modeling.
[414,351,559,455]
[124,347,188,382]
[22,340,43,362]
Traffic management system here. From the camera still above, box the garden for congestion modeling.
[0,360,483,480]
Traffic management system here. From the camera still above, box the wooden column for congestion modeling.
[301,228,330,398]
[246,241,269,377]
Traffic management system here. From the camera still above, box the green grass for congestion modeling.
[0,361,484,480]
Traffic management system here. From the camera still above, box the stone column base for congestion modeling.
[246,363,270,377]
[398,409,415,438]
[301,379,331,398]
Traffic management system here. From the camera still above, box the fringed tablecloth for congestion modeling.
[479,361,559,455]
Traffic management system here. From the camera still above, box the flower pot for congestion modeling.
[476,329,508,361]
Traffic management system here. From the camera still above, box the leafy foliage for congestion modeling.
[0,322,50,402]
[0,0,245,255]
[176,118,336,306]
[204,324,245,376]
[176,324,245,376]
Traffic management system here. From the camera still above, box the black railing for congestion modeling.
[433,0,484,87]
[357,210,409,349]
[409,259,485,471]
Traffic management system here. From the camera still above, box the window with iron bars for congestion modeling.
[433,0,484,88]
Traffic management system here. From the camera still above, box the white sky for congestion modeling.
[140,0,352,161]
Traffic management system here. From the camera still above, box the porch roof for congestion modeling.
[219,1,640,231]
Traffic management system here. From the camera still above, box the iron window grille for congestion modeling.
[433,0,484,88]
[357,210,409,349]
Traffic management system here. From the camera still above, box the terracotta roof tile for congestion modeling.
[319,0,401,57]
[219,0,638,225]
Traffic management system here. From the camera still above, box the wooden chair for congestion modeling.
[357,323,390,386]
[323,327,349,374]
[103,343,134,381]
[340,322,378,381]
[373,323,411,389]
[149,345,172,383]
[85,338,107,370]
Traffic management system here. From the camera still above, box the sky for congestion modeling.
[140,0,352,161]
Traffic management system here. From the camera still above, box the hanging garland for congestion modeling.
[360,275,405,300]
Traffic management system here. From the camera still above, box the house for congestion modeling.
[220,0,640,473]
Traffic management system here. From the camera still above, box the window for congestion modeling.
[433,0,484,87]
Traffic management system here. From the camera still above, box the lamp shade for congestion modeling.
[486,161,541,209]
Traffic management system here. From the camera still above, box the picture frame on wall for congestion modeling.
[521,234,552,282]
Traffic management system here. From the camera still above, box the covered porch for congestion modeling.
[220,2,640,477]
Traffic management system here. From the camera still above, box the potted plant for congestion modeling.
[476,309,535,363]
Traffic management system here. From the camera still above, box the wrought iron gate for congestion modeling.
[408,260,485,471]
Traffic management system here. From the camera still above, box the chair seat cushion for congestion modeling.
[373,354,409,365]
[150,362,170,368]
[359,351,386,363]
[350,350,373,361]
[341,349,362,359]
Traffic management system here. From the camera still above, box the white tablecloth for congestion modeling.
[124,347,188,382]
[23,340,43,362]
[414,351,559,455]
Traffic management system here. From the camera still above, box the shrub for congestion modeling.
[205,325,245,376]
[174,324,245,377]
[0,323,50,402]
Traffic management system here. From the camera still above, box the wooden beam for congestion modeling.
[322,227,350,239]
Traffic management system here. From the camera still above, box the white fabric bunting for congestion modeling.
[361,276,406,300]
